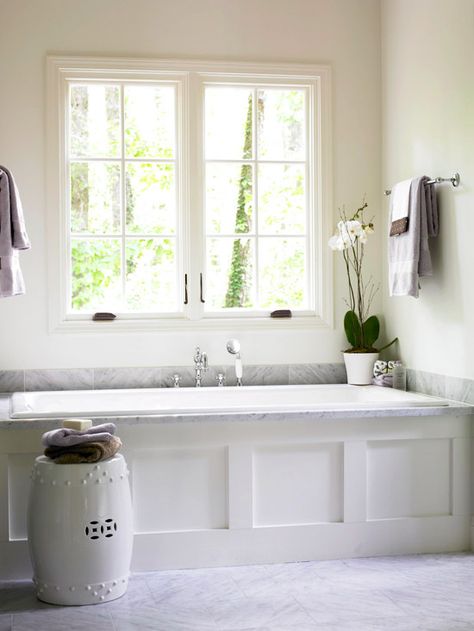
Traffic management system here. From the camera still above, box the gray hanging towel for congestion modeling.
[0,166,31,297]
[388,176,438,298]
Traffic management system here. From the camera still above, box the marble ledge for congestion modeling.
[0,363,346,393]
[0,394,471,431]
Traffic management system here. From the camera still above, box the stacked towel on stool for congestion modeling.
[42,423,122,464]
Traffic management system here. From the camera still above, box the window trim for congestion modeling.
[46,56,333,333]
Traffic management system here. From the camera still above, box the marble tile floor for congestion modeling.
[1,553,474,630]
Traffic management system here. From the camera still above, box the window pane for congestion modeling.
[125,238,176,311]
[126,163,175,234]
[71,239,122,312]
[258,164,305,234]
[206,237,255,309]
[205,88,253,160]
[125,85,175,159]
[257,89,305,161]
[258,237,306,309]
[206,163,253,234]
[70,85,120,158]
[70,162,121,234]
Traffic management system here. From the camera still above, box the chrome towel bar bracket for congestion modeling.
[385,172,460,196]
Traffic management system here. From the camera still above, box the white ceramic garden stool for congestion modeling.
[27,454,133,606]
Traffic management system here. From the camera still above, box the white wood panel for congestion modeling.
[343,441,367,523]
[8,454,37,541]
[451,437,470,516]
[228,444,253,529]
[132,447,228,533]
[367,439,451,520]
[253,442,343,526]
[0,413,471,580]
[0,455,9,541]
[130,515,470,571]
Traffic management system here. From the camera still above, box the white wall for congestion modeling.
[381,0,474,380]
[0,0,381,369]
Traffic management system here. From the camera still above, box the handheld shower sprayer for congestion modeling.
[226,339,243,386]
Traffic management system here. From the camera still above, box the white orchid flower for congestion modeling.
[329,209,374,253]
[328,233,347,251]
[337,220,364,245]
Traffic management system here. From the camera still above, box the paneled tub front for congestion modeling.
[0,385,472,580]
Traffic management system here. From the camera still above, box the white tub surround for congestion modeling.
[0,386,471,580]
[9,385,449,420]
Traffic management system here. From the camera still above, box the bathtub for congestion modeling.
[1,383,471,580]
[10,384,447,419]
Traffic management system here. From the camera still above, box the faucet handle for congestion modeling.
[216,372,225,387]
[172,373,182,388]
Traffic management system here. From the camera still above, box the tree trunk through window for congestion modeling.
[224,94,257,308]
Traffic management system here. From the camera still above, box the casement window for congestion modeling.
[47,58,332,331]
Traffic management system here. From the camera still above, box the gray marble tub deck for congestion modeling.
[1,553,474,630]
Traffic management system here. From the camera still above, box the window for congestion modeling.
[68,82,180,314]
[47,58,332,331]
[204,85,309,312]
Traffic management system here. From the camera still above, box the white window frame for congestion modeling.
[46,56,333,333]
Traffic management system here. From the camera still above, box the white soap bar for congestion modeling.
[62,418,93,431]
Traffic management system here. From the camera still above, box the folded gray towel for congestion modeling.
[45,435,122,464]
[0,166,31,297]
[42,423,117,447]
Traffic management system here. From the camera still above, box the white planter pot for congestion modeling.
[343,352,379,385]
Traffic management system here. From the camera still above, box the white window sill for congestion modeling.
[51,313,332,334]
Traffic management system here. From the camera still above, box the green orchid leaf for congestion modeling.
[362,315,380,348]
[377,337,398,353]
[344,310,361,348]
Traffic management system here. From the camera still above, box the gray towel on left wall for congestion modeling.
[0,165,31,297]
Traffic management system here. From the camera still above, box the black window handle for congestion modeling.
[184,273,188,305]
[200,273,205,303]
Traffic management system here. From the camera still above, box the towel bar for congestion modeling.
[385,172,460,196]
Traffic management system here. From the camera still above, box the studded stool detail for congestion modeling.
[27,454,133,606]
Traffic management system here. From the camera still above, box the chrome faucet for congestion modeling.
[193,346,208,387]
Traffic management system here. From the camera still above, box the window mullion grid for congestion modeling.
[120,84,127,310]
[66,83,73,315]
[253,87,259,309]
[69,156,175,164]
[175,81,183,315]
[305,86,312,311]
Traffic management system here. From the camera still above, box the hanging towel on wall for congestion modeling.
[389,178,412,236]
[0,165,31,297]
[388,176,438,298]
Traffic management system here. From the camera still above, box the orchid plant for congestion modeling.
[329,201,397,353]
